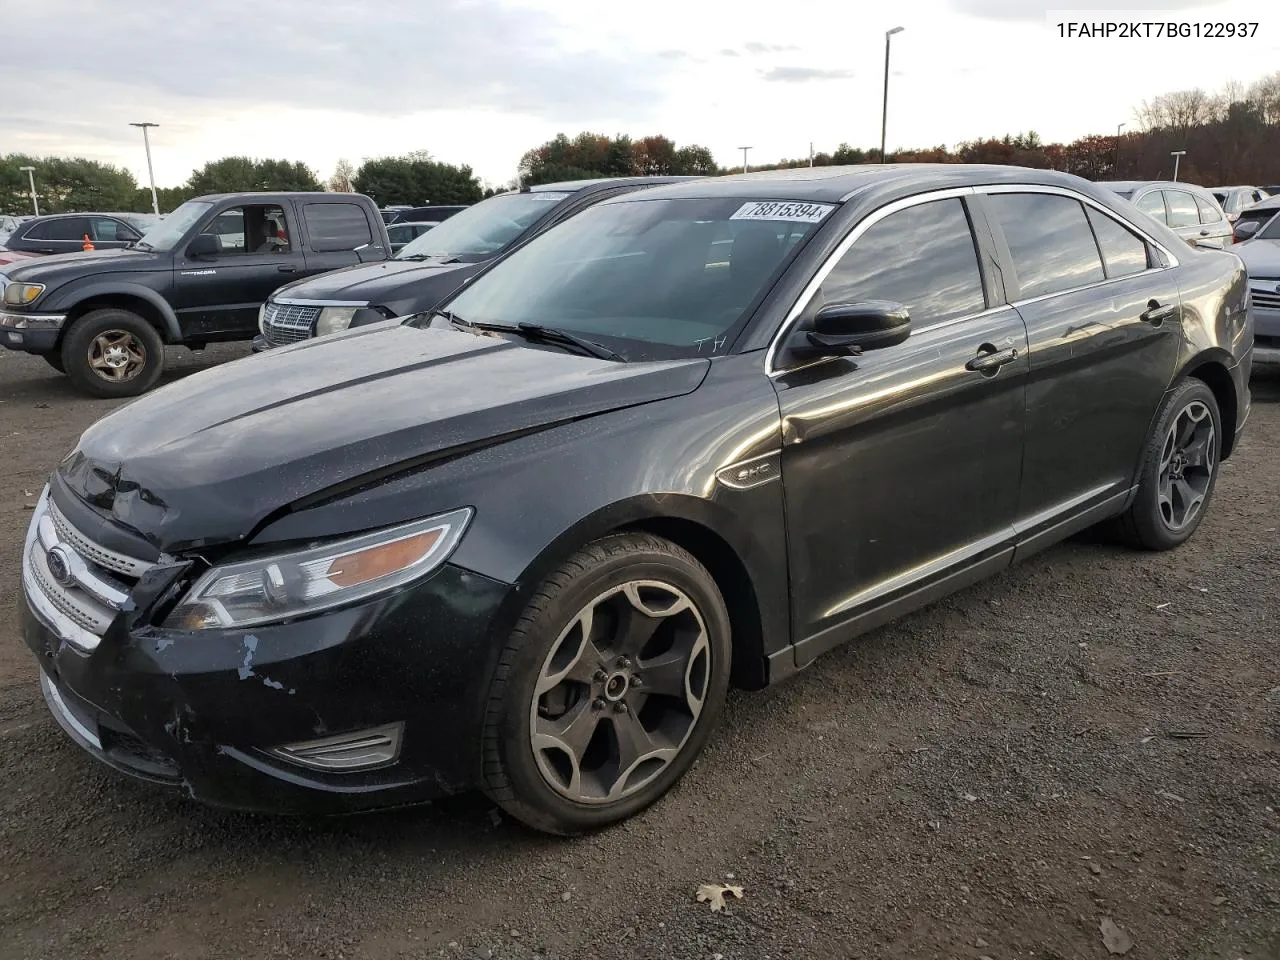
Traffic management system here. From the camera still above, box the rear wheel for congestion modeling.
[1111,378,1221,550]
[61,309,165,398]
[481,533,732,834]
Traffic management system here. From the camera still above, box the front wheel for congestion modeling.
[481,533,732,835]
[1112,378,1221,550]
[61,309,165,398]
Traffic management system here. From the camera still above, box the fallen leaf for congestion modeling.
[696,883,744,912]
[1089,862,1103,876]
[963,793,978,802]
[1100,917,1133,955]
[1211,895,1227,906]
[1155,602,1171,610]
[1156,789,1187,803]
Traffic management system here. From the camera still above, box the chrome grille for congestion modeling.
[22,490,156,651]
[1249,283,1280,310]
[262,301,320,345]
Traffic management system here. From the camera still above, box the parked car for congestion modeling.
[0,192,390,396]
[1230,194,1280,243]
[0,214,22,241]
[387,220,436,254]
[1230,206,1280,368]
[19,165,1251,834]
[1100,180,1232,248]
[2,212,159,255]
[255,177,696,349]
[380,205,414,225]
[387,205,470,225]
[1210,186,1271,222]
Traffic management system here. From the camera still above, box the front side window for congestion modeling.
[1085,207,1150,279]
[395,191,570,260]
[199,205,290,255]
[434,197,830,360]
[987,193,1106,299]
[90,217,139,242]
[809,198,986,328]
[1195,195,1223,225]
[1136,191,1167,223]
[1165,191,1200,228]
[303,202,373,252]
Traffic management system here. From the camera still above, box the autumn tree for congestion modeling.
[328,159,356,192]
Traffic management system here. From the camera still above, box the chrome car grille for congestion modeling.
[261,301,320,345]
[1249,282,1280,311]
[22,491,156,651]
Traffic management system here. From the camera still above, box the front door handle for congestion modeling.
[277,264,298,273]
[965,344,1018,375]
[1140,299,1178,325]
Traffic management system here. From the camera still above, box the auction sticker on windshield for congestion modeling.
[730,201,834,223]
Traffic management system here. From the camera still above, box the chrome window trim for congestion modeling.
[764,182,1182,378]
[271,297,371,308]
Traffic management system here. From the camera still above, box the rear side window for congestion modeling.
[987,193,1105,299]
[814,198,986,327]
[27,217,88,241]
[1165,191,1199,228]
[1085,207,1150,278]
[1195,195,1223,225]
[304,202,373,253]
[1136,192,1167,223]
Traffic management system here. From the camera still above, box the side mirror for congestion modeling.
[1233,220,1262,243]
[790,300,912,358]
[186,233,219,259]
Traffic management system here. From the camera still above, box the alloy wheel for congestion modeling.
[1157,399,1216,531]
[87,330,147,383]
[529,580,711,804]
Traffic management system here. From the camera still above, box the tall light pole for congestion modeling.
[1171,149,1186,182]
[880,26,904,164]
[1114,122,1125,175]
[18,166,39,216]
[739,146,752,174]
[129,122,160,216]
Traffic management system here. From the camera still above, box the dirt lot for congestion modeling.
[0,345,1277,960]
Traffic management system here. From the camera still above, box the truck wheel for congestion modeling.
[42,354,65,373]
[61,309,165,398]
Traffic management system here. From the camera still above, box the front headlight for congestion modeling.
[3,282,45,306]
[163,508,473,630]
[315,306,360,337]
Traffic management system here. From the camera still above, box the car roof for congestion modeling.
[23,211,147,219]
[191,192,367,203]
[521,175,702,195]
[1098,180,1212,194]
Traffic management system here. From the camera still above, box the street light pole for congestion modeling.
[739,146,752,174]
[1171,150,1186,182]
[129,122,160,216]
[1114,122,1125,175]
[18,165,39,216]
[881,26,904,164]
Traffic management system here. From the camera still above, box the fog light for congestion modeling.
[268,721,403,772]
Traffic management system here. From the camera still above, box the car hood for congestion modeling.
[1235,238,1280,278]
[59,323,710,553]
[273,256,476,304]
[3,248,163,284]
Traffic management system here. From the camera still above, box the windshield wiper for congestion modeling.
[450,318,624,361]
[134,241,153,251]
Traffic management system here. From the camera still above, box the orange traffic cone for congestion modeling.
[82,234,95,252]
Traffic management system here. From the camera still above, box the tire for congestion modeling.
[481,532,732,835]
[42,353,65,373]
[61,309,165,399]
[1111,378,1222,550]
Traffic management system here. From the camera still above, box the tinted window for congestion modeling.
[812,198,986,327]
[27,217,88,241]
[987,194,1105,299]
[1165,191,1199,228]
[1136,191,1167,223]
[1259,212,1280,241]
[1085,207,1149,278]
[90,217,139,242]
[198,205,289,255]
[1195,195,1223,225]
[304,202,373,252]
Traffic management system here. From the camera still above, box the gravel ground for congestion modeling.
[1,345,1277,960]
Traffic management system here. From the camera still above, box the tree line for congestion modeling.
[3,71,1276,218]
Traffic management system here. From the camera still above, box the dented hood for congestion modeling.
[59,322,709,552]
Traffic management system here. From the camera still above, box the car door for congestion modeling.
[979,187,1182,553]
[299,200,383,276]
[88,216,142,250]
[772,193,1029,661]
[1193,194,1231,247]
[1163,189,1206,247]
[170,202,307,338]
[19,216,89,254]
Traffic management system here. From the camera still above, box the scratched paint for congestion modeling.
[237,635,259,680]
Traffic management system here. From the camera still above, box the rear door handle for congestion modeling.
[277,264,298,273]
[965,344,1018,374]
[1140,299,1178,325]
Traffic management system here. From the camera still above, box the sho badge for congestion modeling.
[46,546,73,586]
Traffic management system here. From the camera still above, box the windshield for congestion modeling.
[394,191,569,260]
[431,197,833,361]
[1259,211,1280,240]
[135,201,213,251]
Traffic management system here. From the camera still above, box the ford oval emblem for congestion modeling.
[46,546,73,586]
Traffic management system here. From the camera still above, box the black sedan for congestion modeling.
[22,165,1252,834]
[3,212,158,255]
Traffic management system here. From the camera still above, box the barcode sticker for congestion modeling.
[730,200,835,223]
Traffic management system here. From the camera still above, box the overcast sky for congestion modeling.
[3,0,1276,189]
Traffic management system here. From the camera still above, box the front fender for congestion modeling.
[49,280,181,341]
